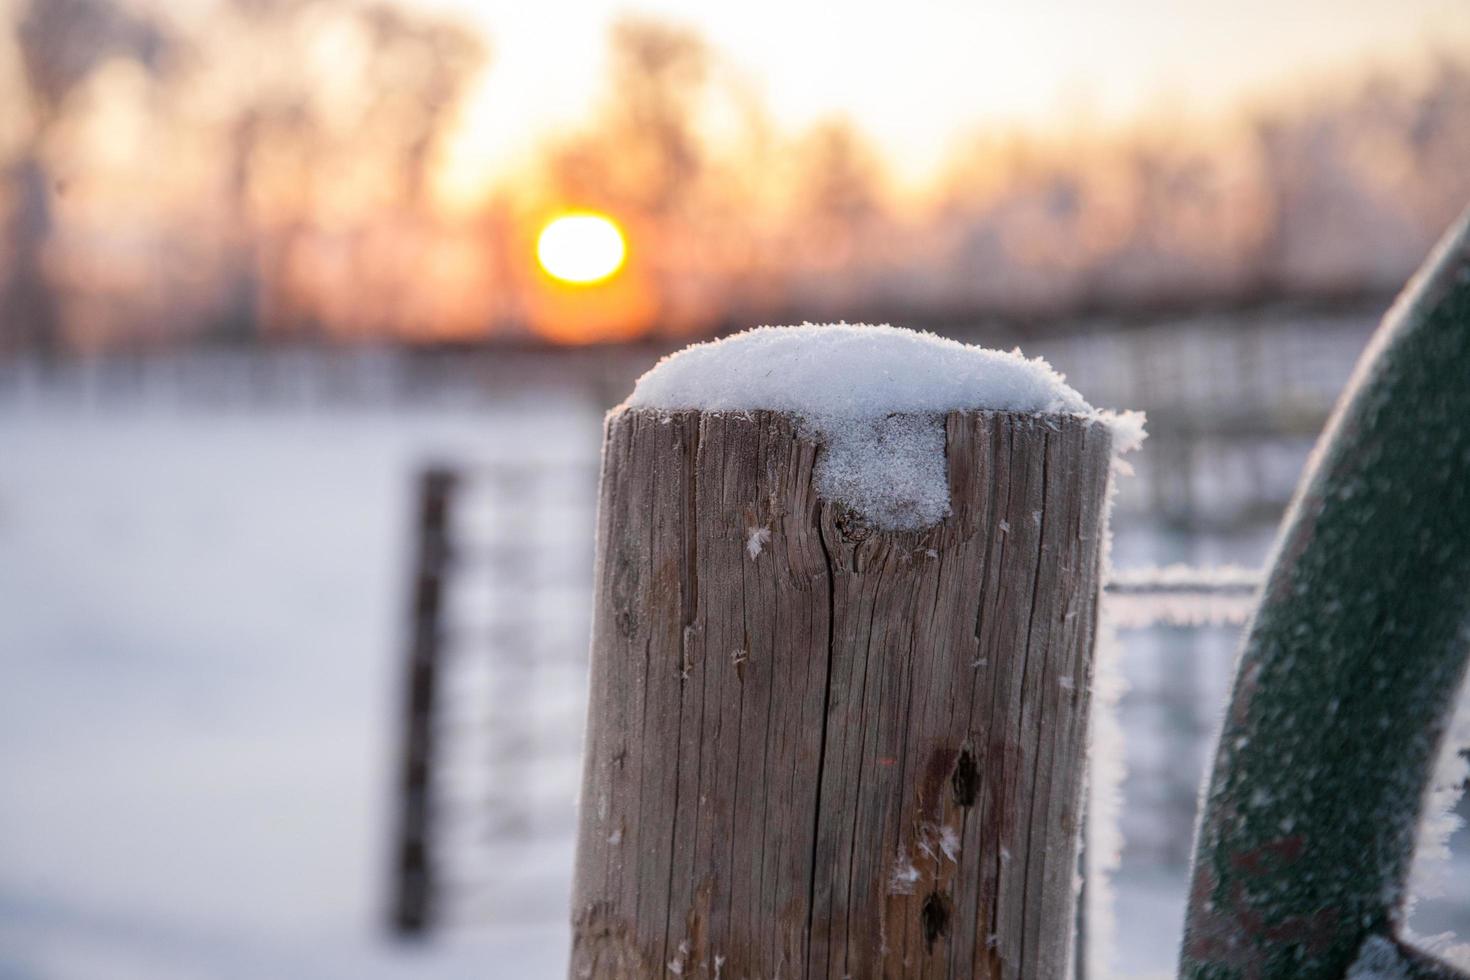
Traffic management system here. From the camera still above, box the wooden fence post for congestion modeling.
[570,408,1112,978]
[389,465,457,937]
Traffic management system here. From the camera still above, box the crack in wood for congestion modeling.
[952,750,981,808]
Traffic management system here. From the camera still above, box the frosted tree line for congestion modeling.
[1,0,1468,353]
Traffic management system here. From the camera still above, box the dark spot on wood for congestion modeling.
[615,606,639,639]
[952,748,980,807]
[923,746,959,819]
[921,891,951,951]
[834,508,872,543]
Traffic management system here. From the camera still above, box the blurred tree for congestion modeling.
[206,0,487,342]
[0,0,487,353]
[600,17,708,217]
[4,1,1468,352]
[3,0,169,358]
[360,3,485,208]
[796,120,883,249]
[781,118,892,310]
[1243,63,1470,300]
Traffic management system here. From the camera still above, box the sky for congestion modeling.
[425,0,1470,193]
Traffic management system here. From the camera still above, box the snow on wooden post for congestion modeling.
[568,326,1133,979]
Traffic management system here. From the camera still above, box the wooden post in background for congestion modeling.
[571,409,1111,979]
[390,465,456,937]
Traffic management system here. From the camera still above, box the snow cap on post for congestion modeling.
[625,322,1142,530]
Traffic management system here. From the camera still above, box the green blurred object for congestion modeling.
[1180,207,1470,979]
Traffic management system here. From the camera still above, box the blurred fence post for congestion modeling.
[389,465,457,937]
[570,409,1111,978]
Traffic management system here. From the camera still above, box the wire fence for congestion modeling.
[372,310,1469,966]
[384,461,1285,936]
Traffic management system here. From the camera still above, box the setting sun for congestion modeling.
[536,212,627,284]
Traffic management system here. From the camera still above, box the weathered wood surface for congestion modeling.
[571,409,1111,979]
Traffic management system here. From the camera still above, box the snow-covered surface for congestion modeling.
[1,336,1463,979]
[1410,642,1470,912]
[1348,933,1470,979]
[1085,451,1137,978]
[625,323,1144,529]
[0,397,598,979]
[0,393,1183,980]
[627,323,1096,418]
[1347,936,1413,979]
[1088,603,1130,977]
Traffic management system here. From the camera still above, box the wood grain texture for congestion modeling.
[571,409,1111,979]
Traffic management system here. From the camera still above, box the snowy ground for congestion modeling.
[0,363,1463,978]
[0,396,599,978]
